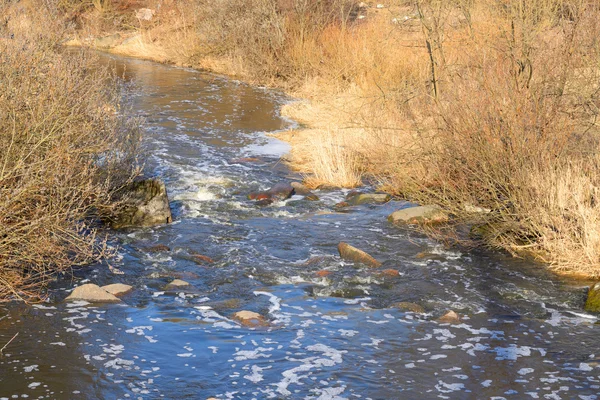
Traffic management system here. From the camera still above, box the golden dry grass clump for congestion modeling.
[0,2,142,302]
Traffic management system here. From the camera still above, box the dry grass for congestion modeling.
[49,0,600,276]
[0,1,142,302]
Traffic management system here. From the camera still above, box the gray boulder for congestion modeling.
[338,242,382,268]
[112,179,172,229]
[388,205,448,225]
[65,284,121,303]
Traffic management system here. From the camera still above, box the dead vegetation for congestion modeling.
[0,1,142,302]
[10,0,600,278]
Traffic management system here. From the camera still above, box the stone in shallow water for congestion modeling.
[233,311,268,327]
[165,279,191,290]
[101,283,133,297]
[391,302,425,313]
[65,284,120,303]
[388,205,448,225]
[338,242,382,268]
[112,179,172,229]
[346,193,391,206]
[584,282,600,312]
[438,310,461,323]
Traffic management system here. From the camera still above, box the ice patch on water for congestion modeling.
[518,368,535,375]
[23,365,38,373]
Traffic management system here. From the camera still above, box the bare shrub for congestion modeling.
[0,14,142,301]
[387,0,600,276]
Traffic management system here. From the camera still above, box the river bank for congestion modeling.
[58,0,600,280]
[7,0,600,279]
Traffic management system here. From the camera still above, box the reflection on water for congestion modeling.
[1,52,599,400]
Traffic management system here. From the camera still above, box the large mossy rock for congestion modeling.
[584,282,600,312]
[112,179,172,229]
[338,242,382,268]
[388,205,448,225]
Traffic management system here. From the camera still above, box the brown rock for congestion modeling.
[315,270,332,277]
[438,310,461,324]
[338,242,382,268]
[192,254,215,264]
[101,283,133,297]
[232,311,268,327]
[391,302,425,313]
[165,279,191,290]
[65,284,121,303]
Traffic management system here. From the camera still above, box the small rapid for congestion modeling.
[1,53,599,400]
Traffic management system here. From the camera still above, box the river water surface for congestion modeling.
[1,53,600,400]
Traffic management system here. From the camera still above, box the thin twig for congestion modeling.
[0,332,18,355]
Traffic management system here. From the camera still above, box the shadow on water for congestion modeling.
[1,51,599,400]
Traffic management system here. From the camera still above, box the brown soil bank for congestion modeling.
[23,0,600,278]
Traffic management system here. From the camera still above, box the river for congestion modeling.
[1,52,599,400]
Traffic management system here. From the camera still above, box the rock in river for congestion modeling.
[65,284,121,303]
[112,179,172,229]
[101,283,133,297]
[165,279,191,290]
[388,205,448,225]
[584,282,600,312]
[391,302,425,313]
[338,242,382,268]
[248,182,295,205]
[346,193,391,206]
[233,311,268,327]
[438,310,461,323]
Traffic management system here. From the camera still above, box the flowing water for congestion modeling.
[1,53,600,400]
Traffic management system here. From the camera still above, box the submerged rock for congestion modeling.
[112,179,172,229]
[338,242,382,268]
[65,284,121,303]
[346,193,391,206]
[101,283,133,297]
[146,244,171,253]
[388,205,448,225]
[230,157,261,164]
[391,302,425,313]
[584,282,600,312]
[304,193,320,201]
[232,311,268,327]
[192,253,215,264]
[248,182,295,205]
[438,310,461,323]
[377,269,400,277]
